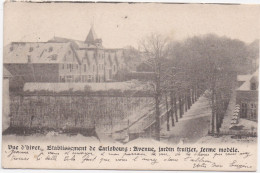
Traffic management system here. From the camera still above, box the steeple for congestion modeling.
[85,26,98,44]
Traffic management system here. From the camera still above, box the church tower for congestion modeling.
[85,26,102,47]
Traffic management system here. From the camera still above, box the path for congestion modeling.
[161,94,211,144]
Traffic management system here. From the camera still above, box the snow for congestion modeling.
[160,95,211,139]
[3,133,100,143]
[127,137,163,145]
[220,88,257,133]
[23,80,152,92]
[237,74,251,82]
[197,135,257,144]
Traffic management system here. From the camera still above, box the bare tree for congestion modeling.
[140,33,170,141]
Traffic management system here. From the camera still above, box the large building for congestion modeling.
[4,27,126,89]
[236,70,258,121]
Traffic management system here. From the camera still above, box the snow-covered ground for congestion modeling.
[159,94,212,144]
[197,135,257,144]
[3,132,100,143]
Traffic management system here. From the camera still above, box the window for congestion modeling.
[27,55,31,63]
[250,103,257,120]
[88,75,92,82]
[60,76,65,82]
[251,82,256,90]
[84,64,87,72]
[76,64,78,69]
[29,47,34,52]
[49,47,53,52]
[93,65,95,72]
[241,103,247,118]
[67,64,69,69]
[62,64,64,69]
[114,65,116,72]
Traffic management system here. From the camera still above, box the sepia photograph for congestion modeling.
[1,1,259,171]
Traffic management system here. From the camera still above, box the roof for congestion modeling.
[3,67,12,78]
[237,75,251,82]
[49,36,103,49]
[48,36,83,49]
[4,42,76,64]
[237,69,259,91]
[76,50,93,66]
[85,27,98,44]
[78,43,103,49]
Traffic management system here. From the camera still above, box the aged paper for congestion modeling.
[2,2,259,171]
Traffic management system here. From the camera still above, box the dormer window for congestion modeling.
[49,47,53,52]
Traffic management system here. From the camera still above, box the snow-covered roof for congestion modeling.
[4,42,75,64]
[76,50,96,66]
[237,75,251,82]
[23,81,152,93]
[3,67,12,78]
[48,36,83,49]
[237,69,259,91]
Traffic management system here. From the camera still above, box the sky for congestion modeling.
[4,2,260,48]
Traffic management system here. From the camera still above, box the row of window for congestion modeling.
[61,64,117,73]
[241,102,257,120]
[61,64,79,71]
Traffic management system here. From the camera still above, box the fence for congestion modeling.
[212,130,257,137]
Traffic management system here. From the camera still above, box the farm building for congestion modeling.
[4,27,127,90]
[236,69,258,121]
[3,67,12,131]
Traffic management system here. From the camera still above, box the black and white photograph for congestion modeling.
[1,2,259,171]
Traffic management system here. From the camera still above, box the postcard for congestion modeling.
[2,2,259,171]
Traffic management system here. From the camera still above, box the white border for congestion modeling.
[0,1,259,173]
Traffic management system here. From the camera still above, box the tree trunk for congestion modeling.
[187,90,191,109]
[155,94,161,141]
[179,94,183,118]
[191,87,195,104]
[184,93,187,112]
[170,92,175,126]
[174,95,178,122]
[165,94,170,131]
[211,89,216,134]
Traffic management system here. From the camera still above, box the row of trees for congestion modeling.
[139,33,258,140]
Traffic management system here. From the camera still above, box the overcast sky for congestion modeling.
[4,2,260,48]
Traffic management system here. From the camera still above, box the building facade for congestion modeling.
[4,27,126,86]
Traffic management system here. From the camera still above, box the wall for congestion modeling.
[9,94,154,133]
[236,90,258,121]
